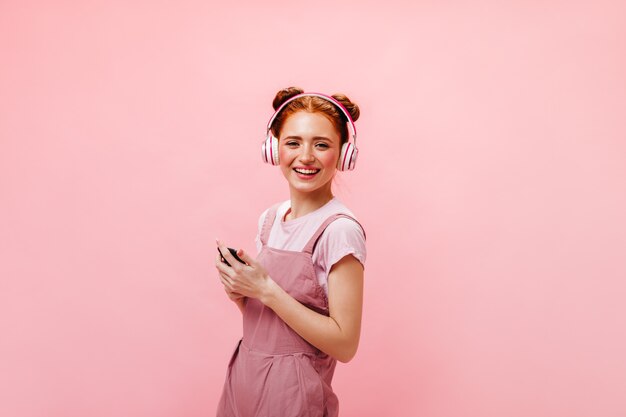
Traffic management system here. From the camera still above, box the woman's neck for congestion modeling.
[284,187,334,221]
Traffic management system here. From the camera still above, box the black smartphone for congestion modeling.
[218,247,246,266]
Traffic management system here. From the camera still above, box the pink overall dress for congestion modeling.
[216,203,365,417]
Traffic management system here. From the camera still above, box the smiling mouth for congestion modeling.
[293,168,320,175]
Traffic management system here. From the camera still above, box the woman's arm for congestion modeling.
[215,241,364,363]
[261,254,364,363]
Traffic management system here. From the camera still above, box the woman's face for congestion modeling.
[278,111,341,197]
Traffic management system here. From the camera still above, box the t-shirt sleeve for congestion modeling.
[255,208,269,254]
[316,217,367,275]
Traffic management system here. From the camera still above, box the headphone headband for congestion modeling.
[265,92,357,146]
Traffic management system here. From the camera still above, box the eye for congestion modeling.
[316,143,329,149]
[286,141,299,147]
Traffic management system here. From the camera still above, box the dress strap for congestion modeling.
[302,213,367,255]
[259,203,282,246]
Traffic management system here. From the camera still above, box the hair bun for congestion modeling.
[331,93,360,122]
[272,87,305,110]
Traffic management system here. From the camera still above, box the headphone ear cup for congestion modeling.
[337,142,358,171]
[262,133,280,166]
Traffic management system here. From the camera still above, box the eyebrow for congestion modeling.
[283,136,333,142]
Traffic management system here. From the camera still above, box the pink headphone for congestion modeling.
[261,92,359,171]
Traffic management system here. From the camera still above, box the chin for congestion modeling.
[292,181,333,195]
[291,184,321,194]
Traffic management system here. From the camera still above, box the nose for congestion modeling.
[299,143,315,163]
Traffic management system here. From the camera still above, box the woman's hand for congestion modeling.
[215,239,275,302]
[222,283,245,302]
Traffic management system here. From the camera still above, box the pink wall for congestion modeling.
[1,1,625,416]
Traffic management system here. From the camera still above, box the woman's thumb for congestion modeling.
[237,248,254,265]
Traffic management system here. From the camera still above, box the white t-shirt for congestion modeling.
[255,196,366,296]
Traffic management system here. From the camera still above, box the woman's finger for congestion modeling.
[215,254,235,277]
[236,248,256,267]
[216,240,245,271]
[224,286,244,300]
[219,272,234,289]
[219,271,233,282]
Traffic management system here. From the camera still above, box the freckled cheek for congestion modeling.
[318,151,339,169]
[278,147,292,165]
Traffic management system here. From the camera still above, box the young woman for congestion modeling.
[215,87,366,417]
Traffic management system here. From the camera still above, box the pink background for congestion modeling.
[1,1,625,416]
